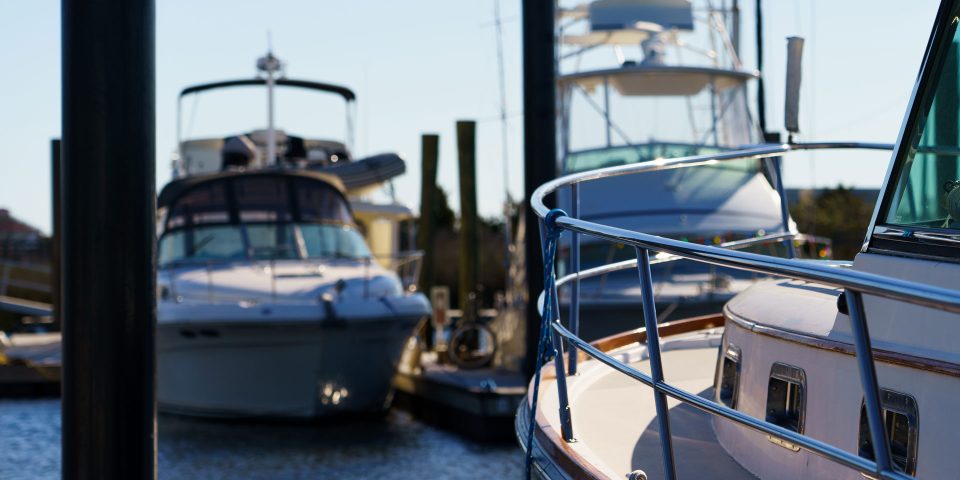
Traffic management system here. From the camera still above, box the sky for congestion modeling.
[0,0,943,234]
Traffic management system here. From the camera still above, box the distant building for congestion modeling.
[0,208,48,262]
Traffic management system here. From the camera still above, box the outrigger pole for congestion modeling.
[755,0,770,139]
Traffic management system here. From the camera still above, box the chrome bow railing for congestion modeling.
[527,142,960,480]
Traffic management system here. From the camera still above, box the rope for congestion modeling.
[525,208,566,478]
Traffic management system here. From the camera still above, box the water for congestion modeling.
[0,400,522,479]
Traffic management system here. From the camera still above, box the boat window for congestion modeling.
[717,343,741,409]
[166,181,230,229]
[858,389,919,476]
[159,225,246,264]
[765,362,806,435]
[246,224,299,260]
[299,224,371,260]
[295,178,353,224]
[882,14,960,234]
[234,176,293,223]
[564,144,755,174]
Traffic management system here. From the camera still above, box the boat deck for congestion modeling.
[523,329,755,479]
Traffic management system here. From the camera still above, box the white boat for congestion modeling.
[519,1,960,478]
[555,0,828,340]
[155,53,429,418]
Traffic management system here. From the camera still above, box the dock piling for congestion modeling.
[456,121,479,324]
[61,0,157,477]
[521,0,558,376]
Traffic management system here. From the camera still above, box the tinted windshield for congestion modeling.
[158,174,370,265]
[159,223,370,265]
[565,143,757,174]
[884,15,960,230]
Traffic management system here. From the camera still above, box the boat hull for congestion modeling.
[157,315,422,418]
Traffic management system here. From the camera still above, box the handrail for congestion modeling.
[532,142,894,217]
[525,142,954,480]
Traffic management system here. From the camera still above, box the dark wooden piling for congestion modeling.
[417,134,440,295]
[50,139,60,331]
[457,121,479,323]
[61,0,157,477]
[521,0,557,376]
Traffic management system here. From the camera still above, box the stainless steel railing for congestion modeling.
[529,142,960,480]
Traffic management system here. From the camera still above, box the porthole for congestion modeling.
[766,362,806,450]
[716,343,741,409]
[858,389,918,476]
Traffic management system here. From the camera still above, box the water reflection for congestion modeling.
[1,400,521,479]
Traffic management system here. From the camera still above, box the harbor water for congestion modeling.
[0,399,522,479]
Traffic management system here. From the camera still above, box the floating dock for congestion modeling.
[393,353,526,443]
[0,332,61,397]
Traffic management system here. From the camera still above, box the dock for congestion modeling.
[393,352,526,443]
[0,331,61,397]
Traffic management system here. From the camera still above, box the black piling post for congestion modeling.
[457,121,479,324]
[61,0,157,477]
[521,0,557,377]
[51,139,61,331]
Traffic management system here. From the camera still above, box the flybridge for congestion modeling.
[170,53,406,195]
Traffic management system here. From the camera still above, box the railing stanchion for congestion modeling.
[568,183,581,375]
[845,290,894,476]
[635,247,678,480]
[550,275,575,442]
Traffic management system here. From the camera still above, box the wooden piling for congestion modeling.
[457,121,479,324]
[417,134,439,295]
[51,139,60,331]
[522,0,558,376]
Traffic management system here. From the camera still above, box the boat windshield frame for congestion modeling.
[867,2,960,260]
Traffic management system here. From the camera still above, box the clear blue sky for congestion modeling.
[0,0,941,234]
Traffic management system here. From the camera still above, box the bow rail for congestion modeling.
[526,142,960,480]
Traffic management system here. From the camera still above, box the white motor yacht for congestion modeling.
[520,1,960,478]
[156,169,428,418]
[155,53,429,418]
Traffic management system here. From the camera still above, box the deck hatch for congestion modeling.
[765,362,806,436]
[858,389,919,476]
[717,343,741,409]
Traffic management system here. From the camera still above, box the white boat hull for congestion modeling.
[157,313,422,418]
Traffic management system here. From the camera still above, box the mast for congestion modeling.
[257,43,283,166]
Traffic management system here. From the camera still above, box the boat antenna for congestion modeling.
[493,0,514,302]
[257,33,283,166]
[494,0,511,205]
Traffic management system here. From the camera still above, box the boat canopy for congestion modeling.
[180,78,356,102]
[588,0,694,31]
[158,170,353,234]
[560,65,758,97]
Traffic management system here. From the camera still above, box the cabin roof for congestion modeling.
[157,169,346,209]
